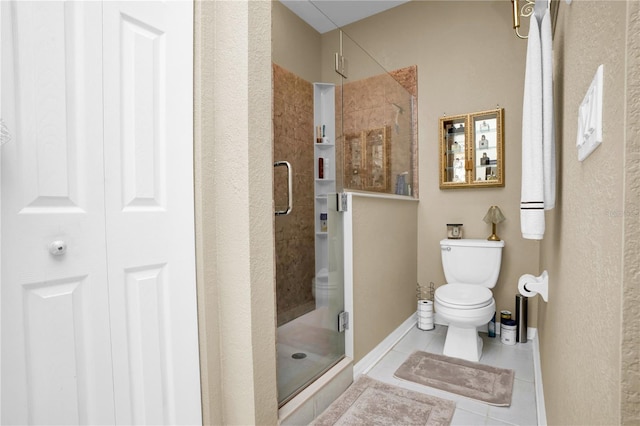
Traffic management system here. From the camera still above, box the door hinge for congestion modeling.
[334,31,348,79]
[337,192,348,212]
[338,311,349,333]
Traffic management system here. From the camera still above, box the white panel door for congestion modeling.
[0,2,115,424]
[102,2,201,425]
[2,1,200,425]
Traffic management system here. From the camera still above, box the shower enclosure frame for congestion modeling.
[273,72,346,406]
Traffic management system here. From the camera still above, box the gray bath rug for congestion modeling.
[311,376,455,426]
[394,351,515,406]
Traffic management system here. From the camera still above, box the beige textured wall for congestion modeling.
[194,1,278,424]
[352,196,418,362]
[272,1,321,83]
[622,2,640,422]
[337,1,538,326]
[539,1,639,424]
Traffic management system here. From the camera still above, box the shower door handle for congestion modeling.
[274,161,293,216]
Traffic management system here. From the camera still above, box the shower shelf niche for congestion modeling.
[313,83,335,309]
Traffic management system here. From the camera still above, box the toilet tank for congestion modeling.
[440,239,505,288]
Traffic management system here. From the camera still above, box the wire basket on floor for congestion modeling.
[416,282,434,301]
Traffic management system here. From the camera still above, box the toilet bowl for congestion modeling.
[435,284,496,361]
[435,239,504,362]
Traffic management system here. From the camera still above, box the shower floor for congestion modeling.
[277,306,344,404]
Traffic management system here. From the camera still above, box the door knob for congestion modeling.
[49,240,67,256]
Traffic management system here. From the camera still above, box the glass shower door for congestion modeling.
[273,64,345,405]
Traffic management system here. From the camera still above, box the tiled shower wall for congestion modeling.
[273,64,315,326]
[339,65,418,197]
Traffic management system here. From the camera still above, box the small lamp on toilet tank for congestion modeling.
[483,205,506,241]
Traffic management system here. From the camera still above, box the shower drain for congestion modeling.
[291,352,307,360]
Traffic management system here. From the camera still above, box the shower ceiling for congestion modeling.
[280,0,410,34]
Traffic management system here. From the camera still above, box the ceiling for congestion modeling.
[279,0,411,34]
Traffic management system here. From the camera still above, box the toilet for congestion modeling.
[435,238,505,362]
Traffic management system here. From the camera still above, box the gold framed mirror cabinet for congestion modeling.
[439,108,504,189]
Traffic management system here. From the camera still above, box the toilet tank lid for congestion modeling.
[440,238,505,248]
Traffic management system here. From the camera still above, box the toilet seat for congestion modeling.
[435,284,493,310]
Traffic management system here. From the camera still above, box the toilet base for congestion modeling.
[443,325,483,362]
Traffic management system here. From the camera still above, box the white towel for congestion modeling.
[520,1,556,239]
[520,13,545,240]
[540,9,556,209]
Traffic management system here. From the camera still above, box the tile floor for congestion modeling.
[364,325,538,426]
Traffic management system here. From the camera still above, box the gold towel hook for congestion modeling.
[511,0,536,39]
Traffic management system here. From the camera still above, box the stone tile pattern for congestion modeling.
[273,64,316,326]
[337,65,418,197]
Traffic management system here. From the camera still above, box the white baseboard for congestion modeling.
[353,313,417,378]
[532,333,547,425]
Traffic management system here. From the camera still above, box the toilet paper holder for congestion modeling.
[518,270,549,302]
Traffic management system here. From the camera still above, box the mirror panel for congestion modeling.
[440,114,468,185]
[471,109,503,185]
